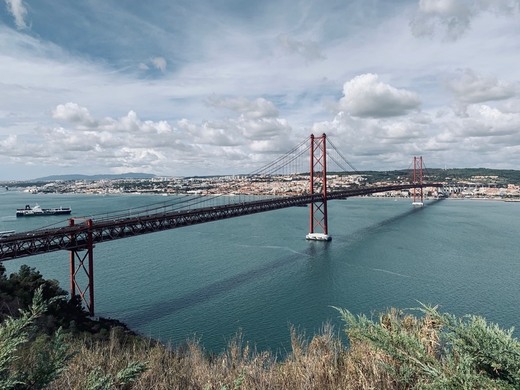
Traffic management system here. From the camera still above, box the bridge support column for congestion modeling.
[69,219,95,316]
[306,133,331,241]
[412,156,424,207]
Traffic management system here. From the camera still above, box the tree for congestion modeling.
[0,287,71,389]
[0,265,88,334]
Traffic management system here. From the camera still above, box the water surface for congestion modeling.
[1,191,518,353]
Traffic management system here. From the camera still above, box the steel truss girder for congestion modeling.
[0,184,442,261]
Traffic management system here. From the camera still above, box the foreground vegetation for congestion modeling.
[1,265,519,389]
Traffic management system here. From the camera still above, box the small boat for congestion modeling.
[16,204,72,217]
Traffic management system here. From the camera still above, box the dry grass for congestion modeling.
[46,306,513,389]
[47,322,395,390]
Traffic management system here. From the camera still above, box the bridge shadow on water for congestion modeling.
[121,199,443,326]
[333,198,444,243]
[122,245,322,326]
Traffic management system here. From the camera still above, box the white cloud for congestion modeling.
[313,71,520,170]
[151,57,167,72]
[460,104,520,138]
[2,0,520,178]
[4,0,28,30]
[1,98,295,176]
[311,110,428,170]
[239,117,291,143]
[178,119,241,147]
[186,96,295,152]
[427,102,520,167]
[411,0,520,40]
[53,102,97,127]
[21,105,181,173]
[446,68,517,104]
[0,134,17,150]
[339,74,421,118]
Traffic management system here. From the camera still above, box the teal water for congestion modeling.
[1,190,519,353]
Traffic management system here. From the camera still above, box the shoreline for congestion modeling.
[352,195,520,202]
[4,187,520,202]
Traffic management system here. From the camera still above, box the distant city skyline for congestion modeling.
[1,0,520,180]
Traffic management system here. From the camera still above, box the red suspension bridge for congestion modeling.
[0,134,442,315]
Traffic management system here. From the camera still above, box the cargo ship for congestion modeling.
[16,204,72,217]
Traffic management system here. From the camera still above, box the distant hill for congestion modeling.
[351,168,520,185]
[33,173,157,181]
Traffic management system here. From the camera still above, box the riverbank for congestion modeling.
[3,242,520,388]
[6,288,520,389]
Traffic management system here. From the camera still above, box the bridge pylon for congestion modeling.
[69,218,95,316]
[412,156,424,207]
[306,133,331,241]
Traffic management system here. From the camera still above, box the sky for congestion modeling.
[1,0,520,180]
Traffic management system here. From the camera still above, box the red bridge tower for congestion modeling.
[412,156,424,207]
[306,133,331,241]
[69,218,95,316]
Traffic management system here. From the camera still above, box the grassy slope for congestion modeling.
[2,265,520,389]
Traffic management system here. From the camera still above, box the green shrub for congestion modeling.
[0,287,71,389]
[336,304,520,389]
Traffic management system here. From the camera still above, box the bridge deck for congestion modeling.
[0,183,441,261]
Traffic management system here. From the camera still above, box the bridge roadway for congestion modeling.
[0,183,441,261]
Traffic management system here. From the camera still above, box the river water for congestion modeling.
[1,190,518,353]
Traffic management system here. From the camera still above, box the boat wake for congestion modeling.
[234,244,310,257]
[261,245,310,257]
[371,268,411,278]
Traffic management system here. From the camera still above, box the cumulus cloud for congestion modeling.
[311,110,429,171]
[178,119,241,147]
[0,134,18,150]
[459,104,520,138]
[312,91,520,170]
[339,74,421,118]
[309,72,519,170]
[4,0,28,29]
[446,68,517,104]
[410,0,520,40]
[53,102,97,127]
[239,117,291,142]
[110,110,173,135]
[307,76,428,169]
[32,104,183,173]
[202,96,293,151]
[3,1,520,177]
[8,99,295,176]
[427,102,520,169]
[179,115,292,150]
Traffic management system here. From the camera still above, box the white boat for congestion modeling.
[16,204,72,217]
[306,232,332,241]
